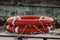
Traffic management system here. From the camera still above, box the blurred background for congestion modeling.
[0,0,60,20]
[0,5,60,21]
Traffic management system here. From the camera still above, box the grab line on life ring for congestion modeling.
[21,25,28,34]
[15,25,44,34]
[33,25,44,33]
[39,16,46,28]
[6,24,55,34]
[12,16,21,26]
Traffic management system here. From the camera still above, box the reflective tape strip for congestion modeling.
[15,27,19,33]
[47,26,51,32]
[6,25,9,29]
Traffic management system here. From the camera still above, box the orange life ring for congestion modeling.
[6,25,54,34]
[6,16,54,26]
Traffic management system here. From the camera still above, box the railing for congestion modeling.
[0,30,60,40]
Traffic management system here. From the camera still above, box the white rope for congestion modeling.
[33,25,43,33]
[21,25,28,34]
[7,16,21,34]
[7,16,21,26]
[16,16,21,20]
[7,17,14,21]
[39,16,44,20]
[12,18,17,26]
[39,16,45,27]
[12,16,21,26]
[12,16,21,33]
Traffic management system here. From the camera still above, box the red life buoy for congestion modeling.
[6,25,54,34]
[6,16,54,26]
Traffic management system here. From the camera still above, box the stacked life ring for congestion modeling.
[6,16,54,34]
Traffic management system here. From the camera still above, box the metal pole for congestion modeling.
[18,37,22,40]
[43,38,47,40]
[18,37,27,40]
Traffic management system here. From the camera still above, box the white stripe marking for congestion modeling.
[15,27,19,33]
